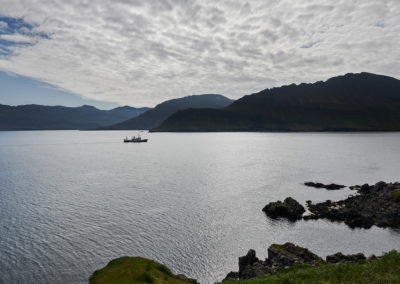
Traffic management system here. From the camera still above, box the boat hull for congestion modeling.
[123,139,148,143]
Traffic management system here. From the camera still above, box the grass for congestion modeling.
[219,251,400,284]
[89,257,191,284]
[89,251,400,284]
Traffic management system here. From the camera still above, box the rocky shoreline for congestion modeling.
[305,181,400,228]
[263,181,400,229]
[222,242,381,282]
[89,180,400,283]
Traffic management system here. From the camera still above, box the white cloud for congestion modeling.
[0,33,37,43]
[0,0,399,106]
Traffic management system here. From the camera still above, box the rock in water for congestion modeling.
[262,197,305,220]
[304,182,346,190]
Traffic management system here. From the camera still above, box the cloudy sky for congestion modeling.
[0,0,399,107]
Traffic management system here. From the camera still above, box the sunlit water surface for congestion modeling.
[0,131,400,283]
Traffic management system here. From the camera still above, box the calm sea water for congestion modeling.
[0,131,400,284]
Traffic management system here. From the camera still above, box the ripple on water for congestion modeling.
[0,131,400,283]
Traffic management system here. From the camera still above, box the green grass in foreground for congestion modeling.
[219,250,400,284]
[89,256,191,284]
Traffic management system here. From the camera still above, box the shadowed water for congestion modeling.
[0,131,399,283]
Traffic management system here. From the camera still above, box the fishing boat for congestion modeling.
[123,134,148,143]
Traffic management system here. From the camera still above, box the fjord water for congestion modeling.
[0,131,400,284]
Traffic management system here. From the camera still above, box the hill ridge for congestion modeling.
[153,72,400,132]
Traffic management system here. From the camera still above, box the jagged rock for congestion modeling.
[222,243,386,282]
[360,183,370,193]
[222,243,322,282]
[263,197,305,220]
[237,249,271,279]
[304,181,400,228]
[239,249,258,275]
[267,243,324,268]
[304,182,345,190]
[326,252,366,263]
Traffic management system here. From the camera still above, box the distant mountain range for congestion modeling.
[152,72,400,132]
[2,73,399,132]
[97,94,234,130]
[0,104,150,130]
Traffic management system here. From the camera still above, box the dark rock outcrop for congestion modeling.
[304,181,400,228]
[238,249,258,275]
[304,182,345,190]
[223,243,322,281]
[223,250,271,281]
[326,252,366,264]
[263,197,305,220]
[267,243,324,268]
[222,243,385,282]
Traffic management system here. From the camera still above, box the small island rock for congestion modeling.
[262,197,305,220]
[304,182,345,190]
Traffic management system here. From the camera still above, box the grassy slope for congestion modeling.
[89,257,191,284]
[219,251,400,284]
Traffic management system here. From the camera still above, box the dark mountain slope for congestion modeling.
[98,94,233,130]
[0,104,149,130]
[153,73,400,132]
[108,106,150,119]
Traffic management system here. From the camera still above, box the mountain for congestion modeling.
[107,106,151,119]
[0,104,150,130]
[152,72,400,132]
[97,94,234,130]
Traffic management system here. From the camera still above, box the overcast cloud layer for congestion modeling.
[0,0,399,106]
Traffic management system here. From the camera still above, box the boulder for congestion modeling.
[263,197,305,220]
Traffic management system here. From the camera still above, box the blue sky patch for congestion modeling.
[0,16,49,55]
[0,71,119,109]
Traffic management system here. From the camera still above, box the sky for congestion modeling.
[0,71,119,109]
[0,0,399,107]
